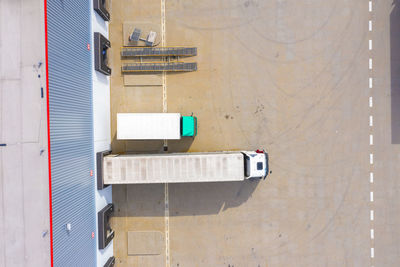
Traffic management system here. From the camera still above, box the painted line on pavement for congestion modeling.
[161,1,170,266]
[368,3,375,265]
[164,183,170,267]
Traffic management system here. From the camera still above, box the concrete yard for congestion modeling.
[109,0,400,266]
[0,0,50,266]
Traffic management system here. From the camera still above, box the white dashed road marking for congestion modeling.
[161,1,170,266]
[161,0,167,113]
[368,3,374,265]
[164,183,170,267]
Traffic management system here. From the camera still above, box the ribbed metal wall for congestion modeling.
[47,0,96,266]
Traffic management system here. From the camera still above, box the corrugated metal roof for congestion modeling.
[47,0,96,266]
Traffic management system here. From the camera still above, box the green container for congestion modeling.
[181,116,197,137]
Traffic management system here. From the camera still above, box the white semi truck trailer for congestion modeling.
[117,113,197,140]
[97,150,268,187]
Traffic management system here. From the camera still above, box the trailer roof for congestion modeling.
[117,113,181,140]
[103,152,245,184]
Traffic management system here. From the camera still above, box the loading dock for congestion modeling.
[121,47,197,57]
[121,62,197,72]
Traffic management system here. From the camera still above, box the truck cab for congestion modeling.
[181,115,197,137]
[242,150,269,179]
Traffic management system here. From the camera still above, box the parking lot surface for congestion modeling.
[110,1,400,266]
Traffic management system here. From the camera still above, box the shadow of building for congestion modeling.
[390,0,400,143]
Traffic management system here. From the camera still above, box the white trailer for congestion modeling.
[100,150,268,185]
[117,113,197,140]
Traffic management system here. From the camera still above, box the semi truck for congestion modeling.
[117,113,197,140]
[98,150,268,185]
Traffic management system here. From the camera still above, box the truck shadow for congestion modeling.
[169,180,260,216]
[112,179,260,218]
[391,0,400,143]
[111,134,194,154]
[110,133,260,217]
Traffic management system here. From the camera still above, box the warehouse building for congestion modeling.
[0,0,113,266]
[46,0,113,266]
